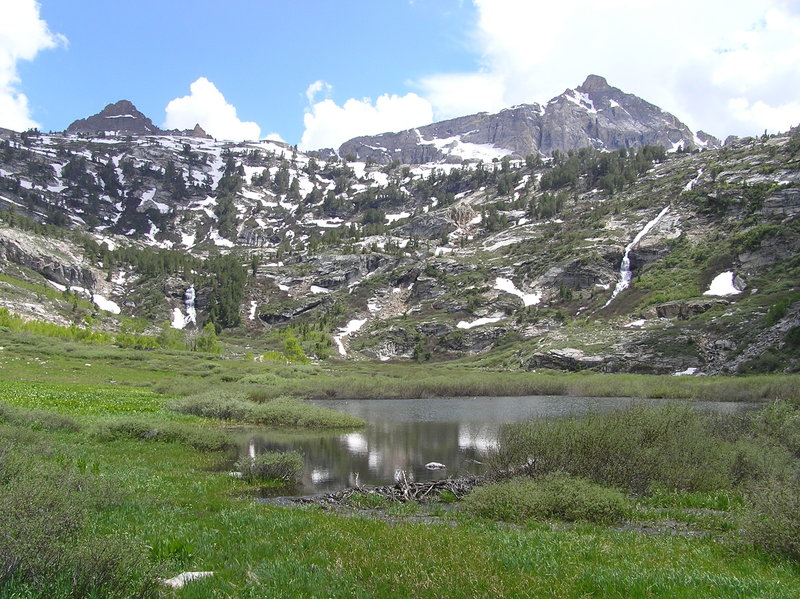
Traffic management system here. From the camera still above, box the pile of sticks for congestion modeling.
[293,474,485,506]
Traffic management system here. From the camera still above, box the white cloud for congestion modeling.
[299,89,433,151]
[417,72,505,120]
[0,0,66,131]
[417,0,800,138]
[164,77,261,141]
[305,80,332,104]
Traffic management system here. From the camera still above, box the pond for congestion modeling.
[232,396,760,496]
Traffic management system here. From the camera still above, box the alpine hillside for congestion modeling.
[0,75,798,375]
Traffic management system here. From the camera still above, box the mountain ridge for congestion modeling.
[0,87,797,375]
[338,75,720,164]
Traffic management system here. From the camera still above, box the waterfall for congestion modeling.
[604,206,670,308]
[184,285,197,325]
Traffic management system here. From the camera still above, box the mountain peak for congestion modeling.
[189,123,212,139]
[66,99,161,136]
[99,99,140,116]
[578,74,609,92]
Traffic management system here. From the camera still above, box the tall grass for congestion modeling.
[490,401,800,560]
[170,390,365,429]
[235,451,304,483]
[490,403,795,493]
[462,472,629,524]
[95,418,234,452]
[0,444,159,598]
[241,369,800,402]
[0,402,80,431]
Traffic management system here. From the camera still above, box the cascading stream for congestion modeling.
[603,206,670,308]
[184,285,197,326]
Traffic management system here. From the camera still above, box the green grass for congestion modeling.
[0,380,164,415]
[2,374,800,597]
[2,329,800,403]
[170,391,366,429]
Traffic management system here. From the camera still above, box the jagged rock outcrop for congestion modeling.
[339,75,720,164]
[66,100,162,136]
[0,228,97,289]
[655,299,729,320]
[188,124,212,139]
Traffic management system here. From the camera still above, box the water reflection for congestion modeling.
[232,396,760,495]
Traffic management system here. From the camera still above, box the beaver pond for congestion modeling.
[231,395,759,495]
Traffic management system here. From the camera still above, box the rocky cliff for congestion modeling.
[339,75,720,164]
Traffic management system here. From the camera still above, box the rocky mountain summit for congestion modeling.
[339,75,720,164]
[65,99,212,139]
[65,100,161,136]
[0,85,797,375]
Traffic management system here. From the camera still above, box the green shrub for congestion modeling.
[0,402,80,432]
[96,418,233,451]
[171,391,365,429]
[749,402,800,457]
[248,397,365,428]
[786,326,800,349]
[765,297,793,326]
[0,449,158,598]
[490,404,737,493]
[740,476,800,560]
[462,473,629,524]
[235,451,304,482]
[169,391,253,421]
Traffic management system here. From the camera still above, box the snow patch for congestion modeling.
[333,318,367,357]
[672,367,699,377]
[625,319,647,328]
[248,300,257,321]
[210,229,234,247]
[92,294,121,314]
[456,314,505,329]
[494,277,541,306]
[703,272,741,297]
[385,211,410,224]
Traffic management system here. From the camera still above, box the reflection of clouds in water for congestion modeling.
[458,423,498,453]
[238,398,759,495]
[368,451,381,471]
[311,469,331,484]
[344,432,368,453]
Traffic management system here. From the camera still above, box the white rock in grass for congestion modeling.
[425,462,446,470]
[160,571,214,589]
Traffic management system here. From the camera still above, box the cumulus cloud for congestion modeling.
[299,85,433,151]
[164,77,261,141]
[0,0,66,131]
[417,0,800,138]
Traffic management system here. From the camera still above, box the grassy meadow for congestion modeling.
[1,330,800,597]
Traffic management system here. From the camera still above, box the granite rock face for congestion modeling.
[339,75,720,164]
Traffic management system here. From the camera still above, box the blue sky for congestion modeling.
[2,1,799,148]
[12,0,478,146]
